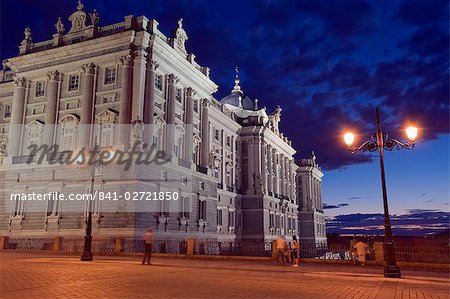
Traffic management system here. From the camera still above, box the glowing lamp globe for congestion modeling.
[405,126,418,142]
[344,133,355,147]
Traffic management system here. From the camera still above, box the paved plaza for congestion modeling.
[0,252,449,299]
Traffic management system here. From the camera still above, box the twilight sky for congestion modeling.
[1,0,449,235]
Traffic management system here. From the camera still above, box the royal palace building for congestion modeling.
[0,2,326,254]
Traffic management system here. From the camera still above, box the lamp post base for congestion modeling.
[384,265,401,278]
[80,251,93,261]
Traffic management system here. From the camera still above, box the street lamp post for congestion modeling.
[80,160,95,261]
[78,136,114,261]
[344,107,417,278]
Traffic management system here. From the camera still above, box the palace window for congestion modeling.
[68,74,80,91]
[193,100,198,113]
[28,125,42,151]
[61,126,76,151]
[101,123,113,147]
[155,74,162,91]
[199,181,205,190]
[228,210,235,227]
[176,88,182,103]
[4,104,11,118]
[104,67,117,85]
[198,198,207,220]
[12,194,26,217]
[269,213,275,228]
[217,209,223,225]
[46,192,60,216]
[214,129,219,141]
[179,196,190,219]
[226,136,231,147]
[158,193,170,217]
[35,81,45,97]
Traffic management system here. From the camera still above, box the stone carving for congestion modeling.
[19,28,33,54]
[202,98,211,107]
[131,117,144,151]
[47,70,60,81]
[89,9,99,26]
[208,152,220,169]
[171,18,188,53]
[146,59,158,71]
[193,134,201,152]
[13,76,27,88]
[55,17,65,34]
[81,62,96,74]
[68,1,87,33]
[0,134,8,160]
[254,173,264,194]
[119,55,133,67]
[24,27,32,41]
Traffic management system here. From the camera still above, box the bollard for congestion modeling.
[52,237,61,251]
[0,236,9,249]
[115,238,123,253]
[272,240,277,259]
[374,241,385,265]
[186,239,195,255]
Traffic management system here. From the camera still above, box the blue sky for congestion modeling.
[1,0,448,235]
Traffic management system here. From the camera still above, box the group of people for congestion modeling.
[143,228,370,267]
[276,235,300,267]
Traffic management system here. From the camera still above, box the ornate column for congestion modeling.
[132,51,146,121]
[183,87,194,162]
[165,74,176,156]
[272,149,278,196]
[260,140,267,194]
[8,77,28,156]
[200,99,210,168]
[290,161,296,200]
[284,157,289,198]
[266,144,273,194]
[43,70,60,146]
[118,55,133,148]
[279,154,285,196]
[77,63,96,149]
[247,139,255,195]
[143,59,158,145]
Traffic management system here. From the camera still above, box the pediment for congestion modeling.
[95,108,118,121]
[59,114,80,123]
[25,119,45,128]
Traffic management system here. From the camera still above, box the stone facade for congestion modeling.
[0,2,326,250]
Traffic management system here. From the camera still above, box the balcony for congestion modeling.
[196,165,208,174]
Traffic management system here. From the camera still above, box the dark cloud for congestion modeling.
[327,209,450,236]
[323,203,349,210]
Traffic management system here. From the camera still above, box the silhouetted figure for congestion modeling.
[142,228,154,265]
[292,235,299,267]
[354,240,368,266]
[276,235,286,266]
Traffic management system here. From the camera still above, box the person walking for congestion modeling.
[142,228,154,265]
[292,235,299,267]
[354,240,368,266]
[276,235,286,266]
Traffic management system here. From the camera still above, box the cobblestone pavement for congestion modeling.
[1,252,449,299]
